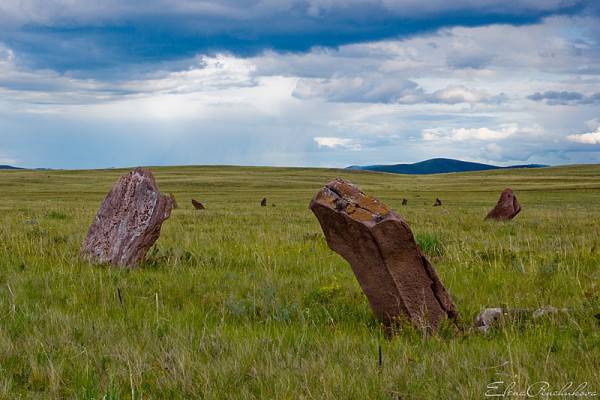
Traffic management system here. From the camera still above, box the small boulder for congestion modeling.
[191,199,205,210]
[433,198,442,207]
[309,179,457,331]
[476,306,568,334]
[532,306,568,320]
[475,308,504,334]
[81,168,173,267]
[402,198,408,206]
[486,188,521,221]
[261,198,267,207]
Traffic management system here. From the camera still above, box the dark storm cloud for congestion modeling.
[0,0,589,75]
[528,90,600,105]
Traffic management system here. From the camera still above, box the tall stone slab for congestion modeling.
[82,168,173,267]
[486,188,521,221]
[310,179,456,330]
[191,199,205,210]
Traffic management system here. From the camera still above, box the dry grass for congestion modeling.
[0,165,598,399]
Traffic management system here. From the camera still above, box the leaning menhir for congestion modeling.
[81,168,173,267]
[485,188,521,221]
[310,178,456,331]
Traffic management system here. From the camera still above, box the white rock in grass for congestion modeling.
[475,308,503,334]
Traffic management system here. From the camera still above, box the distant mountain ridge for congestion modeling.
[347,158,548,175]
[0,165,23,170]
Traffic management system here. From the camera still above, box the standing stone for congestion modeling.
[309,179,457,330]
[169,193,178,209]
[486,188,521,220]
[402,198,408,206]
[191,199,205,210]
[261,198,267,207]
[433,198,442,207]
[81,168,173,267]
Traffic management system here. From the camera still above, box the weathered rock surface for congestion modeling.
[486,188,521,220]
[433,198,442,207]
[81,168,173,267]
[191,199,205,210]
[261,198,267,207]
[309,179,457,330]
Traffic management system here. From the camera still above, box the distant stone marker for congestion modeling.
[433,198,442,207]
[309,179,457,331]
[81,168,173,267]
[191,199,205,210]
[402,198,408,206]
[261,197,267,207]
[169,193,178,209]
[486,188,521,221]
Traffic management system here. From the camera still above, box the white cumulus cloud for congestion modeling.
[567,127,600,144]
[314,137,362,150]
[422,125,513,142]
[0,153,17,164]
[429,85,505,104]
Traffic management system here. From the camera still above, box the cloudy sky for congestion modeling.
[1,0,600,169]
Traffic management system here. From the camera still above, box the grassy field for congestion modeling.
[0,165,599,399]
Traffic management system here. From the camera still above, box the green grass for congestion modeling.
[0,165,599,399]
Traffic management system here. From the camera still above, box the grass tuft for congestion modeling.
[415,232,445,258]
[46,211,68,220]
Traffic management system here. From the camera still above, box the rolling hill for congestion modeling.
[347,157,547,174]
